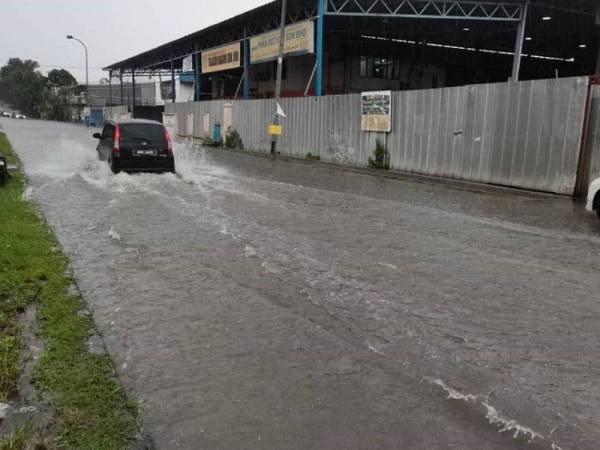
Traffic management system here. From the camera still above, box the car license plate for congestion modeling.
[134,149,156,156]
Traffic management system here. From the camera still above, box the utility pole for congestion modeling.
[271,0,288,158]
[108,70,112,107]
[511,0,528,81]
[66,34,89,125]
[596,2,600,73]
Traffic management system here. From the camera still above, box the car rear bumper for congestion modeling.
[115,157,175,173]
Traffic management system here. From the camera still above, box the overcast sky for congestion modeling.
[1,0,271,83]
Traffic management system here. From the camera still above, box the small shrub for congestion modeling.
[306,152,320,161]
[224,128,243,149]
[368,138,390,170]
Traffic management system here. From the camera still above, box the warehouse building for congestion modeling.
[104,0,599,103]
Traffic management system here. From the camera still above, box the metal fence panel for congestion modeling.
[167,76,589,195]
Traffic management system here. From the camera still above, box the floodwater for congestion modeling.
[2,117,600,450]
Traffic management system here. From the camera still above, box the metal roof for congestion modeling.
[104,0,314,73]
[104,0,598,75]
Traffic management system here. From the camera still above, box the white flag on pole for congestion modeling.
[276,102,287,118]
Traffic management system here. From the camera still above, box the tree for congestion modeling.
[0,58,48,117]
[47,69,77,88]
[41,87,72,122]
[44,69,78,121]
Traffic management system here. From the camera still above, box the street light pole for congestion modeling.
[274,0,287,103]
[66,34,89,124]
[271,0,288,158]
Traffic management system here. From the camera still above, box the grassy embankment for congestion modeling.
[0,132,137,449]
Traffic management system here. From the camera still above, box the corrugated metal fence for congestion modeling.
[166,76,590,195]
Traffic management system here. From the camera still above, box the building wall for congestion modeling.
[250,55,315,97]
[202,53,449,99]
[177,82,195,103]
[154,78,195,105]
[87,82,156,107]
[343,56,446,93]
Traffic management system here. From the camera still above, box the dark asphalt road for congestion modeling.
[2,118,600,450]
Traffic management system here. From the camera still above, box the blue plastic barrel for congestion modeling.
[213,123,221,142]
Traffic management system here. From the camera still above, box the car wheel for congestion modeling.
[109,158,120,174]
[595,194,600,219]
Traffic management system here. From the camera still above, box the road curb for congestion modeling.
[189,142,570,201]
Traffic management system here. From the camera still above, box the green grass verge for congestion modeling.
[0,132,137,449]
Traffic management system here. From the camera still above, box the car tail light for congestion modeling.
[163,127,173,155]
[113,125,121,154]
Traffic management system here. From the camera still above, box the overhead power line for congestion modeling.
[38,64,105,70]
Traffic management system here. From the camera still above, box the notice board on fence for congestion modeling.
[361,91,392,132]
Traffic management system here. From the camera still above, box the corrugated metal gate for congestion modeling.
[166,76,591,196]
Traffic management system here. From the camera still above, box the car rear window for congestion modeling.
[120,124,165,145]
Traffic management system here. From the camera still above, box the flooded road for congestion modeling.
[2,118,600,450]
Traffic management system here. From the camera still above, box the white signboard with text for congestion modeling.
[162,113,177,139]
[201,42,241,74]
[182,55,193,72]
[250,20,314,64]
[361,91,392,133]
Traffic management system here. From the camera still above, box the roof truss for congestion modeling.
[325,0,525,21]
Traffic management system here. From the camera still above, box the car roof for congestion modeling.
[106,119,163,126]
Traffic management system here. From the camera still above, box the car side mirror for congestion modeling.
[93,133,102,139]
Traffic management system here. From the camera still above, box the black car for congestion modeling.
[94,119,175,174]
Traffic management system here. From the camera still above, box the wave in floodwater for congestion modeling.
[17,133,273,212]
[425,378,566,450]
[23,138,100,179]
[22,138,232,196]
[77,141,227,194]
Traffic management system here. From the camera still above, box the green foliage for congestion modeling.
[0,59,77,121]
[43,69,78,122]
[42,86,73,122]
[305,152,321,161]
[0,58,48,118]
[125,400,139,416]
[0,133,136,449]
[224,128,243,149]
[47,69,77,88]
[368,138,390,170]
[0,425,31,450]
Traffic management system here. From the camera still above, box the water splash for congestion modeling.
[482,400,544,441]
[108,227,121,241]
[426,378,563,448]
[23,139,100,179]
